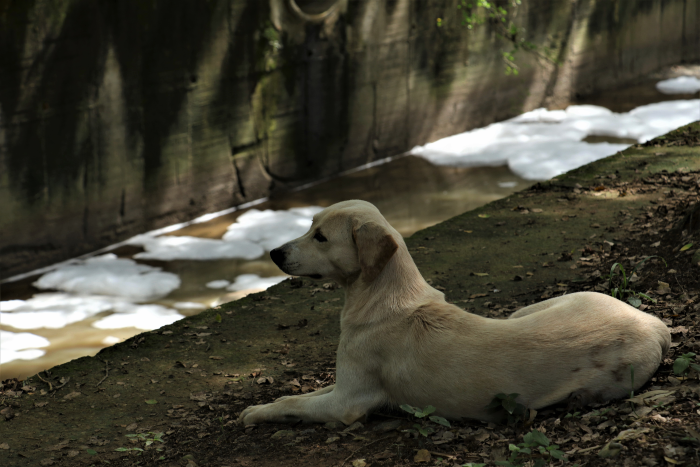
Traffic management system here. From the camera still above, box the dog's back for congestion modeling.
[377,292,670,421]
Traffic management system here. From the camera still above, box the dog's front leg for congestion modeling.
[275,384,335,402]
[238,384,384,426]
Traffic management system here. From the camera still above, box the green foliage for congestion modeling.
[485,393,527,425]
[496,430,568,467]
[449,0,557,76]
[115,447,144,453]
[608,256,666,308]
[673,352,700,376]
[114,432,165,456]
[400,404,451,438]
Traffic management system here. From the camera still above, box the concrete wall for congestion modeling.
[1,0,699,279]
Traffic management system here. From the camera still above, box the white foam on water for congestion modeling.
[656,76,700,95]
[0,293,119,329]
[128,235,264,261]
[0,330,49,364]
[173,302,207,310]
[411,100,700,180]
[122,206,323,262]
[0,292,184,331]
[91,303,184,331]
[226,274,288,292]
[33,254,180,302]
[101,336,122,345]
[222,207,324,252]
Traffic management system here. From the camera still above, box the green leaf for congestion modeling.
[485,399,503,410]
[627,297,641,308]
[502,397,518,414]
[87,449,97,455]
[423,405,437,415]
[549,449,565,460]
[674,357,690,375]
[524,429,550,447]
[681,243,694,251]
[637,292,657,303]
[478,214,490,218]
[215,313,222,323]
[400,404,416,414]
[145,399,157,405]
[429,415,451,427]
[691,363,700,373]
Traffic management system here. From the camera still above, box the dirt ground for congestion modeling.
[2,123,700,467]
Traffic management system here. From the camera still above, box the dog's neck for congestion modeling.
[340,241,444,328]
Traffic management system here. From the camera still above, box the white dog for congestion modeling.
[239,200,670,425]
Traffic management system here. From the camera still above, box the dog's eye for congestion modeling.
[314,231,328,243]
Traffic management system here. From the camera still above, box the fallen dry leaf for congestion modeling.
[374,450,395,459]
[469,293,488,299]
[414,449,431,463]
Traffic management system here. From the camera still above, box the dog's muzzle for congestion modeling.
[270,247,286,268]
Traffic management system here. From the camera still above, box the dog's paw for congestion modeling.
[238,403,270,426]
[274,395,294,402]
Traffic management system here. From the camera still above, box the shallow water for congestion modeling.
[2,66,699,380]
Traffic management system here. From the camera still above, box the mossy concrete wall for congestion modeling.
[1,0,698,279]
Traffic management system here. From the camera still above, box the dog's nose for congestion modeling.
[270,248,286,267]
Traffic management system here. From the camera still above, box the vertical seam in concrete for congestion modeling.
[405,0,411,151]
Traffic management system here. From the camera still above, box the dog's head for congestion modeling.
[270,200,399,284]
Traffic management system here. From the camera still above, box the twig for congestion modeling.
[36,372,53,392]
[53,377,70,390]
[413,448,457,460]
[339,435,393,466]
[96,359,110,387]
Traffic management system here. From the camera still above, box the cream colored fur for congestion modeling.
[238,200,670,425]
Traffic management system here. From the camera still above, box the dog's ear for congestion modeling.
[352,221,398,282]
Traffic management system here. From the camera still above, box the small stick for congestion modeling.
[36,372,53,392]
[53,377,70,390]
[339,435,393,466]
[413,448,457,460]
[96,359,110,387]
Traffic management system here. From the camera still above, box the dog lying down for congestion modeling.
[239,200,670,425]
